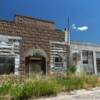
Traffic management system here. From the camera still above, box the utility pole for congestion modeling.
[65,16,70,45]
[65,16,71,70]
[67,16,71,46]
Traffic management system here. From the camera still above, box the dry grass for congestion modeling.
[0,74,99,100]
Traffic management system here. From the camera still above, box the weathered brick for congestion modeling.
[0,14,65,72]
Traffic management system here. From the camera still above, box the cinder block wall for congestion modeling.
[0,14,65,73]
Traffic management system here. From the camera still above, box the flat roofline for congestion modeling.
[15,14,55,24]
[71,40,100,47]
[0,18,13,22]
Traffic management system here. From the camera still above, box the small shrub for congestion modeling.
[67,65,76,74]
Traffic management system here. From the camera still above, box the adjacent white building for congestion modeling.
[71,41,100,75]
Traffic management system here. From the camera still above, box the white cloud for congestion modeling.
[77,26,88,31]
[72,24,77,29]
[72,24,88,31]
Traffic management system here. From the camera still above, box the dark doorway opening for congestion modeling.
[25,56,46,74]
[0,56,15,74]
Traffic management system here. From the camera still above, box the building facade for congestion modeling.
[0,14,68,75]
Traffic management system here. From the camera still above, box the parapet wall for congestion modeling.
[15,14,55,30]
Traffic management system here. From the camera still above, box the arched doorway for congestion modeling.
[25,48,47,74]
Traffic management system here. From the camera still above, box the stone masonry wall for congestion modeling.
[0,15,65,73]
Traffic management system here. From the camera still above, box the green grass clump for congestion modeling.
[0,80,12,95]
[32,80,57,97]
[2,78,57,100]
[56,76,85,91]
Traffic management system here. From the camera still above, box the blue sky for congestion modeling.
[0,0,100,43]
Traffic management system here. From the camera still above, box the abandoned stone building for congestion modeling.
[0,14,100,75]
[0,14,68,75]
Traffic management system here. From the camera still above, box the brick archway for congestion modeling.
[25,48,48,74]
